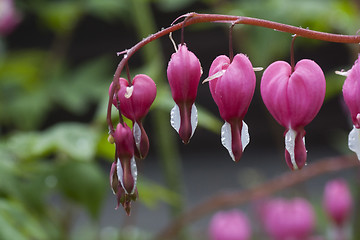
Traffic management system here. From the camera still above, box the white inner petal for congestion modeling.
[116,158,126,193]
[170,104,180,134]
[133,121,141,151]
[190,104,198,137]
[241,121,250,151]
[124,86,134,98]
[221,121,235,161]
[285,128,298,170]
[221,121,250,161]
[348,125,360,161]
[335,70,350,77]
[130,156,138,194]
[202,70,226,84]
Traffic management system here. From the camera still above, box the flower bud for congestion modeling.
[342,55,360,160]
[167,44,202,143]
[209,209,251,240]
[323,179,352,227]
[206,54,255,162]
[260,198,315,240]
[261,60,326,170]
[110,123,138,215]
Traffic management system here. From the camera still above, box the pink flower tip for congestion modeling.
[209,209,251,240]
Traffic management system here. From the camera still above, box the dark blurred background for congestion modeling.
[1,0,360,239]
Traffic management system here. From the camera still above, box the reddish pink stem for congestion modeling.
[107,12,360,132]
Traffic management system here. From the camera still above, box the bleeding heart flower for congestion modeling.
[261,59,326,170]
[342,55,360,160]
[206,54,256,162]
[167,44,202,144]
[110,122,138,215]
[110,74,156,159]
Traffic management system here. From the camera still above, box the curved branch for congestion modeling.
[155,155,359,240]
[107,12,360,131]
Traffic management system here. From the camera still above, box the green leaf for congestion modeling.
[52,57,111,115]
[5,123,100,161]
[0,200,49,240]
[0,50,50,129]
[55,161,107,218]
[137,177,181,208]
[85,0,130,21]
[37,123,100,161]
[154,0,197,12]
[37,1,83,34]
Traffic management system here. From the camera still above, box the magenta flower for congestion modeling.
[206,54,256,162]
[209,209,251,240]
[110,74,156,159]
[261,60,326,170]
[167,44,202,144]
[323,179,352,227]
[260,198,315,240]
[109,123,138,215]
[0,0,20,35]
[342,55,360,160]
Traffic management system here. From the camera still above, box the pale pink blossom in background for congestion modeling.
[209,209,251,240]
[0,0,20,35]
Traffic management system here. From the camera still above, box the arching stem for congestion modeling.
[107,12,360,132]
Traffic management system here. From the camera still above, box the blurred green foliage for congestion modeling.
[0,0,359,239]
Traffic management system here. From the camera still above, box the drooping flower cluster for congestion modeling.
[107,21,360,215]
[108,74,156,214]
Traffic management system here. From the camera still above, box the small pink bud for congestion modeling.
[209,209,251,240]
[111,123,138,215]
[261,60,326,170]
[207,54,256,162]
[261,198,315,240]
[323,179,352,227]
[167,44,202,143]
[342,55,360,160]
